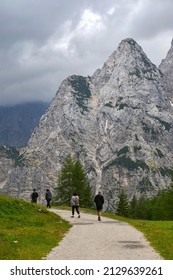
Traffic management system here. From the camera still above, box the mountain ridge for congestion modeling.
[159,38,173,103]
[1,38,173,211]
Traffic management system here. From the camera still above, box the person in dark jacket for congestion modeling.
[31,189,39,203]
[45,189,52,208]
[94,191,104,221]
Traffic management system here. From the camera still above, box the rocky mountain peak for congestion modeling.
[117,38,157,73]
[92,38,158,90]
[159,38,173,102]
[118,37,142,54]
[1,38,173,211]
[159,38,173,69]
[171,38,173,47]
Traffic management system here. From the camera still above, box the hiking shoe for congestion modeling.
[71,215,74,218]
[78,215,80,218]
[98,217,101,221]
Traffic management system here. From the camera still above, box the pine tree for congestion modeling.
[55,155,75,204]
[129,194,138,218]
[152,189,173,220]
[72,160,93,207]
[135,195,152,220]
[116,188,129,217]
[55,155,93,208]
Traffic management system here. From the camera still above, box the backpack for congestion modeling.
[32,191,38,199]
[46,191,52,200]
[72,195,79,206]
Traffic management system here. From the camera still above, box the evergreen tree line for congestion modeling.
[55,155,173,220]
[116,187,173,220]
[55,155,93,208]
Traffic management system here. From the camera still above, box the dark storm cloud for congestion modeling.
[0,0,82,47]
[0,0,173,105]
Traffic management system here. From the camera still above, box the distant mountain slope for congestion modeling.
[0,102,49,147]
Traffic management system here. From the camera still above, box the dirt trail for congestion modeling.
[46,209,162,260]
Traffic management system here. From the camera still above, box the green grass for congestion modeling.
[1,197,173,260]
[0,195,71,260]
[102,212,173,260]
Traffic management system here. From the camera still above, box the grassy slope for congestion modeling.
[1,198,173,260]
[0,195,71,260]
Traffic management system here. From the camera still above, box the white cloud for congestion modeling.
[107,7,115,16]
[45,21,76,57]
[0,0,173,105]
[77,9,105,35]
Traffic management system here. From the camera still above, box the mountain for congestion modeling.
[0,146,19,189]
[0,102,49,147]
[159,38,173,103]
[1,38,173,211]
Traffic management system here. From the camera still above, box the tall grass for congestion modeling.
[0,195,71,260]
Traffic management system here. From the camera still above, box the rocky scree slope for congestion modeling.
[1,38,173,211]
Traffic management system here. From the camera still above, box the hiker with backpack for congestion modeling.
[70,193,80,218]
[45,189,52,208]
[31,189,39,203]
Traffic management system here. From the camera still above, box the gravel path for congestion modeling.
[46,209,162,260]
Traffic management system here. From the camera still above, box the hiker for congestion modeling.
[94,191,104,221]
[31,189,39,203]
[70,193,80,218]
[45,189,52,208]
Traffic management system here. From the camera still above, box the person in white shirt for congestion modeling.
[70,193,80,218]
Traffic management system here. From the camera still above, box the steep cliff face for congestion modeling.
[1,38,173,210]
[159,39,173,103]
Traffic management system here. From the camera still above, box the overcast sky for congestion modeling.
[0,0,173,106]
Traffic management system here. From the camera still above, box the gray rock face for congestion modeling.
[1,38,173,211]
[159,39,173,103]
